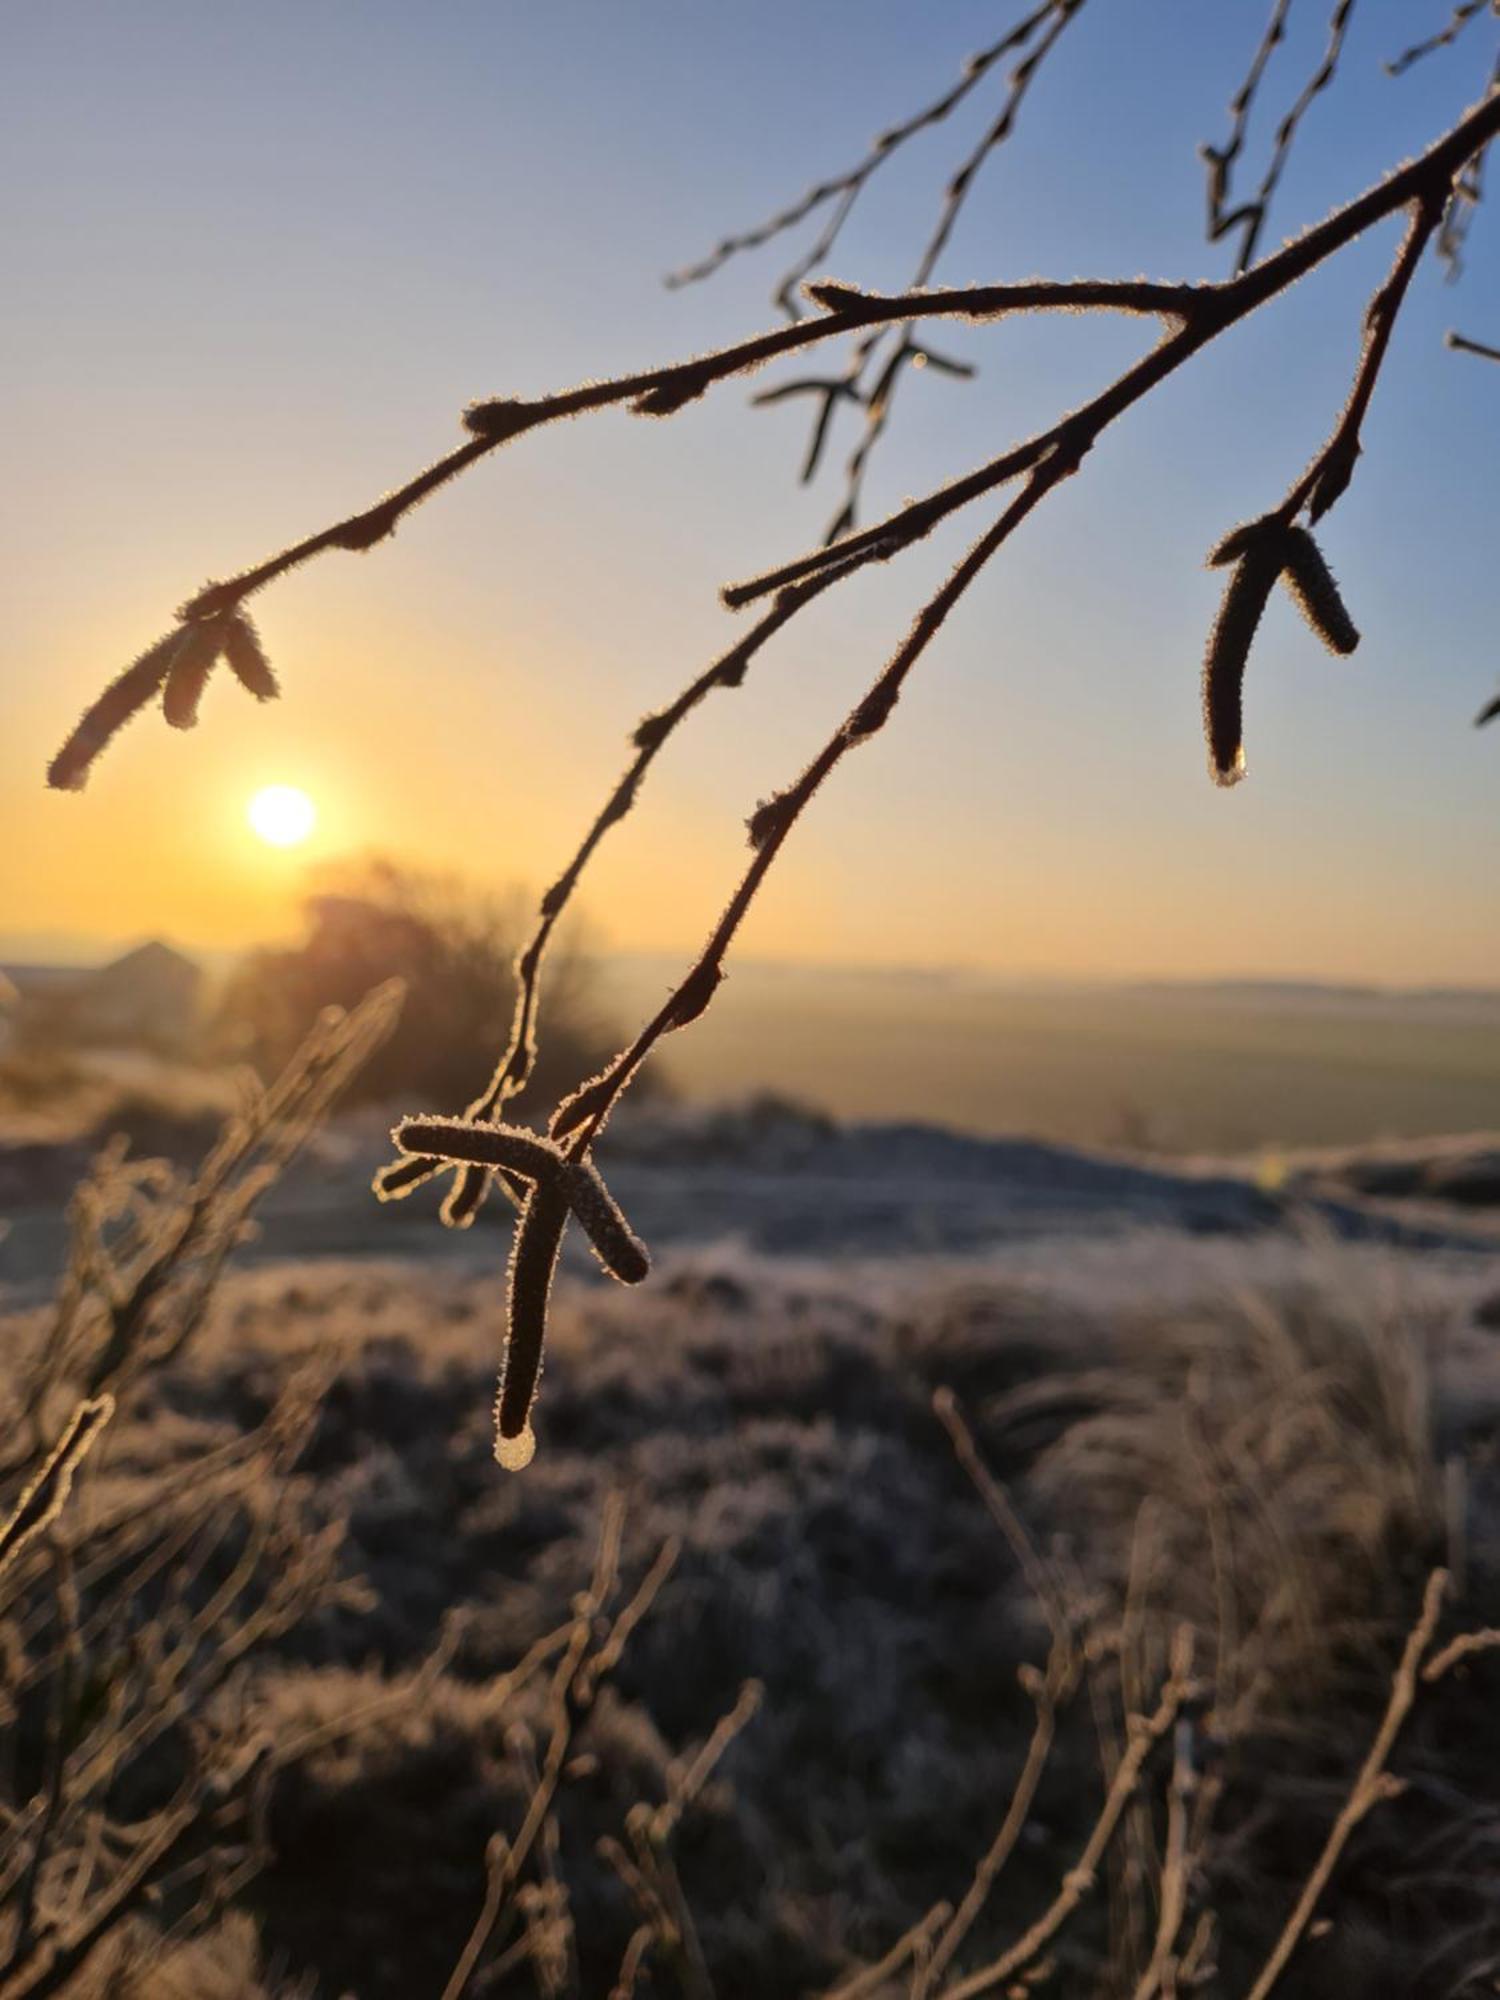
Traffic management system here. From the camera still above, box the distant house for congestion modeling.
[0,941,204,1054]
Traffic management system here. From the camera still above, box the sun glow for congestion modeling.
[247,784,316,848]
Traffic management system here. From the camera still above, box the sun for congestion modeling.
[247,784,317,848]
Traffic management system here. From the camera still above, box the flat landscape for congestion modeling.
[604,961,1500,1153]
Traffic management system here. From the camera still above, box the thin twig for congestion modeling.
[1422,1623,1500,1682]
[1387,0,1494,77]
[1242,1568,1449,2000]
[665,1,1066,312]
[1130,1704,1198,2000]
[1248,1,1361,271]
[915,1642,1078,1995]
[932,1388,1071,1652]
[1447,326,1500,360]
[1201,0,1295,250]
[936,1628,1198,2000]
[550,461,1072,1162]
[820,0,1089,537]
[821,1902,954,2000]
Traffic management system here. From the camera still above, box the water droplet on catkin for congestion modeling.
[495,1425,536,1472]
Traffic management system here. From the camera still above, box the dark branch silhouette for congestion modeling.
[47,15,1500,1463]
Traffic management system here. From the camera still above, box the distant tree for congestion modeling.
[218,862,620,1116]
[46,4,1500,1461]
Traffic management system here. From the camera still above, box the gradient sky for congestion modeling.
[3,2,1498,983]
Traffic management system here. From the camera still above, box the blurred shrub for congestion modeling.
[217,861,627,1113]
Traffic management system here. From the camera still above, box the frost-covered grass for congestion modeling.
[8,1224,1499,1996]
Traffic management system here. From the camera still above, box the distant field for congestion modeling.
[603,960,1500,1153]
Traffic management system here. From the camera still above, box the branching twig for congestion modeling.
[1248,1,1359,275]
[915,1642,1078,1996]
[1387,0,1496,77]
[48,56,1500,1465]
[817,0,1088,539]
[1201,0,1295,253]
[665,1,1067,316]
[936,1627,1199,2000]
[820,1902,953,2000]
[386,86,1493,1458]
[49,270,1203,795]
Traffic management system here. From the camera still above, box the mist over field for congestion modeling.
[605,958,1500,1153]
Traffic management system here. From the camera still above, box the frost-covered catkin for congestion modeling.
[223,611,280,700]
[373,1153,443,1202]
[392,1115,648,1281]
[393,1116,559,1182]
[496,1181,570,1470]
[1203,543,1284,786]
[441,1164,490,1229]
[47,632,185,790]
[1279,526,1360,656]
[161,620,227,730]
[562,1162,650,1284]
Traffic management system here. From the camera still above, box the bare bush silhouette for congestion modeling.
[43,7,1500,1464]
[0,989,402,1991]
[218,862,621,1122]
[0,988,766,1994]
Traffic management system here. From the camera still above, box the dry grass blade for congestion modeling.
[932,1387,1070,1650]
[0,1398,114,1578]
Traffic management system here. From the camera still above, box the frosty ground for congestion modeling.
[4,1098,1500,1995]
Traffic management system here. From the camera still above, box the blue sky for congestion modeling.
[2,1,1497,981]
